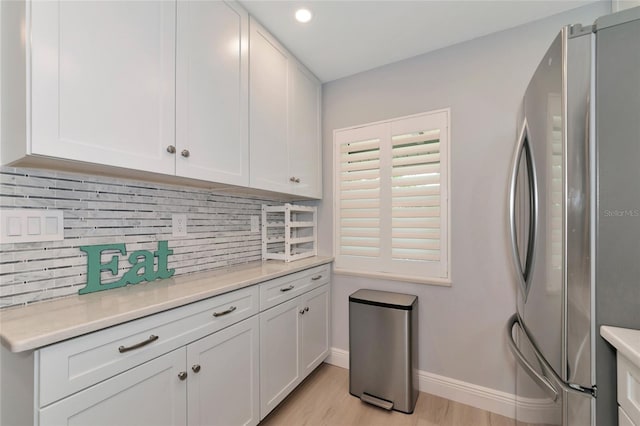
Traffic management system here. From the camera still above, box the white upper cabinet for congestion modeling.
[249,17,322,199]
[289,62,322,198]
[30,1,176,175]
[249,18,291,194]
[176,1,249,185]
[2,1,320,198]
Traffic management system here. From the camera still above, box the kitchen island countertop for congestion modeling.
[0,256,333,353]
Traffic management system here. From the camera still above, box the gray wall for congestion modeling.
[320,2,609,394]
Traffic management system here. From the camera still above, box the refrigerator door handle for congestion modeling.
[507,314,597,399]
[506,313,559,401]
[508,120,539,301]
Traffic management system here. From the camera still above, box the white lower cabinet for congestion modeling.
[260,296,302,416]
[259,283,330,419]
[300,286,330,378]
[39,315,260,426]
[621,408,636,426]
[1,264,331,426]
[39,348,187,426]
[187,316,260,426]
[616,354,640,426]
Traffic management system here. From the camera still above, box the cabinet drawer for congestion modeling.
[618,354,640,426]
[259,264,329,311]
[38,285,258,407]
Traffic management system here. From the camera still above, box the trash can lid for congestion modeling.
[349,289,417,310]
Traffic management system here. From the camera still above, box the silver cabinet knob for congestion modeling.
[181,149,190,158]
[192,364,201,373]
[178,371,188,381]
[167,145,176,154]
[289,176,300,183]
[300,309,305,315]
[305,306,309,312]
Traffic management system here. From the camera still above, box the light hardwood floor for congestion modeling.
[261,363,538,426]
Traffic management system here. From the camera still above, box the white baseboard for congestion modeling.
[323,347,557,423]
[325,347,349,369]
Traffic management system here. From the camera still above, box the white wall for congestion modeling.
[319,2,609,395]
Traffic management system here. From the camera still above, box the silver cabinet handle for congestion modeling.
[178,371,188,381]
[280,285,295,292]
[181,149,190,158]
[212,306,236,317]
[118,334,158,353]
[192,364,201,373]
[299,309,305,315]
[289,176,300,183]
[311,275,322,281]
[166,145,176,154]
[305,306,309,312]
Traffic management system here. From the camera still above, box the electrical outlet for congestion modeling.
[251,216,260,233]
[172,214,187,237]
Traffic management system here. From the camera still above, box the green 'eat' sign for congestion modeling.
[78,241,175,295]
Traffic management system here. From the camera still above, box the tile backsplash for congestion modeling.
[0,167,286,309]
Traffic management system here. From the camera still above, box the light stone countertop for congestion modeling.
[600,325,640,368]
[0,256,333,353]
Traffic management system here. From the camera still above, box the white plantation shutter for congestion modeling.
[334,110,450,282]
[391,130,441,261]
[339,136,381,258]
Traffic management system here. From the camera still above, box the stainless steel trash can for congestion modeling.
[349,289,418,414]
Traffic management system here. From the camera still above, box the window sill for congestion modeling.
[332,268,451,287]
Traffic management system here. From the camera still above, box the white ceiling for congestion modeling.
[240,0,604,82]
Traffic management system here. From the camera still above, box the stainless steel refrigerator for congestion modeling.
[505,7,640,426]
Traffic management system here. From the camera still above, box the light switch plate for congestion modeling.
[0,209,64,244]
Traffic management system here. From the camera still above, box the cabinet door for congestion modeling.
[249,17,290,194]
[187,316,259,426]
[30,1,176,175]
[300,284,330,377]
[176,1,249,185]
[39,348,186,426]
[259,297,301,419]
[289,61,322,199]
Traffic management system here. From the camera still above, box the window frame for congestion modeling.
[332,108,451,286]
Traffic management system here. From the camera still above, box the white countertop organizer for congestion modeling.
[262,203,317,262]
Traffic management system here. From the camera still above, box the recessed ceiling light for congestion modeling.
[295,8,312,23]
